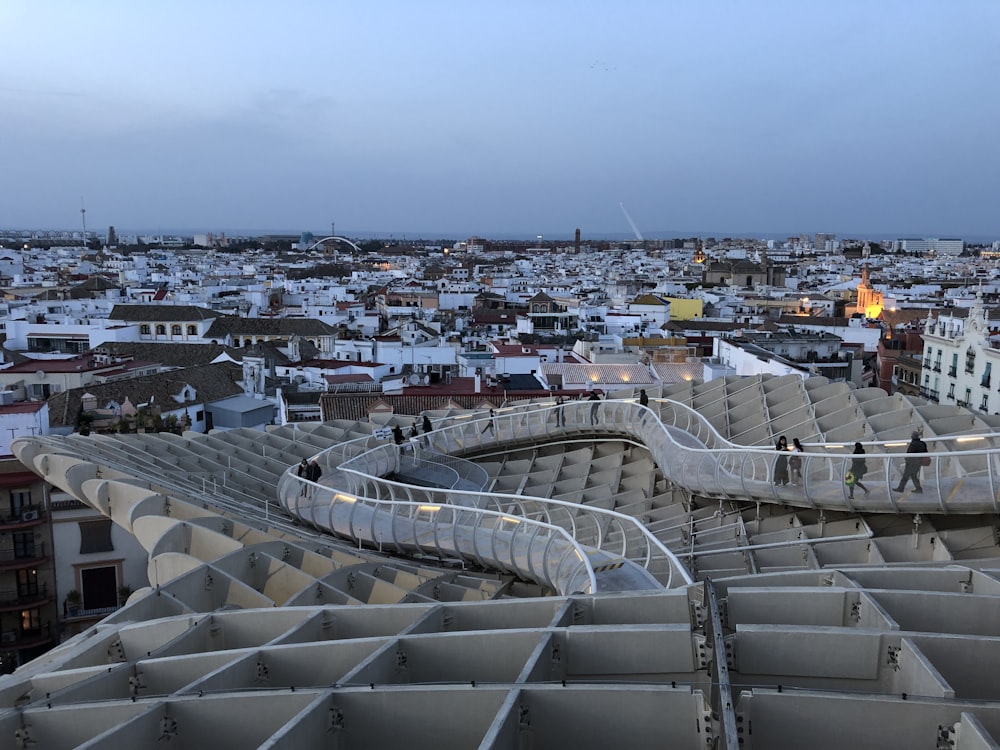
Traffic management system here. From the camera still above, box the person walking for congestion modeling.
[589,391,601,425]
[392,424,405,445]
[639,389,649,407]
[848,442,870,498]
[774,436,790,486]
[297,457,310,497]
[789,438,804,485]
[895,430,928,493]
[409,421,419,439]
[481,409,495,435]
[422,415,433,434]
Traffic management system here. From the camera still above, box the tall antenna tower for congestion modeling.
[80,197,88,247]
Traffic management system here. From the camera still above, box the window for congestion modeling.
[982,394,990,411]
[16,569,38,598]
[195,410,204,421]
[966,347,976,374]
[171,325,181,336]
[13,532,35,559]
[155,325,166,335]
[187,325,197,335]
[11,490,31,513]
[949,353,958,377]
[983,362,992,389]
[20,608,41,633]
[79,520,113,554]
[947,384,955,399]
[140,325,151,335]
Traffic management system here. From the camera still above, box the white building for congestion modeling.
[920,301,1000,412]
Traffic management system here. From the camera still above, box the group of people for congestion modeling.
[297,457,322,497]
[774,431,929,498]
[394,415,435,445]
[772,436,805,486]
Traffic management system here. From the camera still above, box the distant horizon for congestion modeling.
[3,225,998,245]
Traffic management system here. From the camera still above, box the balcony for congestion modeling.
[920,388,940,402]
[0,623,54,652]
[0,507,46,532]
[0,543,48,571]
[957,400,970,408]
[933,365,942,372]
[0,585,51,614]
[922,361,931,369]
[948,367,957,377]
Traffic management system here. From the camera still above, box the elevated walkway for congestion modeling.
[281,398,1000,597]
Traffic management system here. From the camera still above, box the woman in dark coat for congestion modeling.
[774,436,790,486]
[849,442,870,498]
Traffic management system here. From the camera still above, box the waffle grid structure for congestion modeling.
[3,374,1000,749]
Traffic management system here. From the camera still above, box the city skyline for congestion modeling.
[2,2,999,238]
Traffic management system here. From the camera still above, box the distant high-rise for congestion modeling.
[106,226,117,246]
[574,228,581,254]
[898,237,964,256]
[814,233,836,252]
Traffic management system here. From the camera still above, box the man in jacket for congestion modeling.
[895,431,928,493]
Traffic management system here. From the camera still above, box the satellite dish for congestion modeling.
[408,374,420,385]
[36,371,45,379]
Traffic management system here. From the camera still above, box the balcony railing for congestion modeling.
[948,367,957,377]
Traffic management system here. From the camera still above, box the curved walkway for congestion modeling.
[280,398,1000,595]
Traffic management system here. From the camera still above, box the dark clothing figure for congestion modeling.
[639,389,649,407]
[392,425,405,445]
[422,415,433,434]
[409,421,419,439]
[895,432,928,493]
[848,442,869,498]
[482,409,495,435]
[789,438,804,484]
[589,392,601,425]
[307,460,322,482]
[773,436,789,486]
[297,458,310,497]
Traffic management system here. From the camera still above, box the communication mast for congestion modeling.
[80,197,88,246]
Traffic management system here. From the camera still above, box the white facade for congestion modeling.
[920,302,1000,412]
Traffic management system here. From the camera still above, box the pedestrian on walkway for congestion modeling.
[895,431,928,493]
[773,435,790,486]
[789,437,804,485]
[481,409,495,435]
[422,415,433,434]
[848,442,870,499]
[639,389,649,407]
[589,391,601,425]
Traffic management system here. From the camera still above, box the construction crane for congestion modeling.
[619,202,643,242]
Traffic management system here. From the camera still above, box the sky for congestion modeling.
[2,1,999,240]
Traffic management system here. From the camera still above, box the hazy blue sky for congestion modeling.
[2,1,998,239]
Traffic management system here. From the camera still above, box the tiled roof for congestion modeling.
[93,340,314,369]
[46,362,247,428]
[651,362,702,384]
[93,342,230,368]
[540,363,654,385]
[204,317,339,337]
[108,304,223,322]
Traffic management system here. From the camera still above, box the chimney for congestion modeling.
[474,372,481,393]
